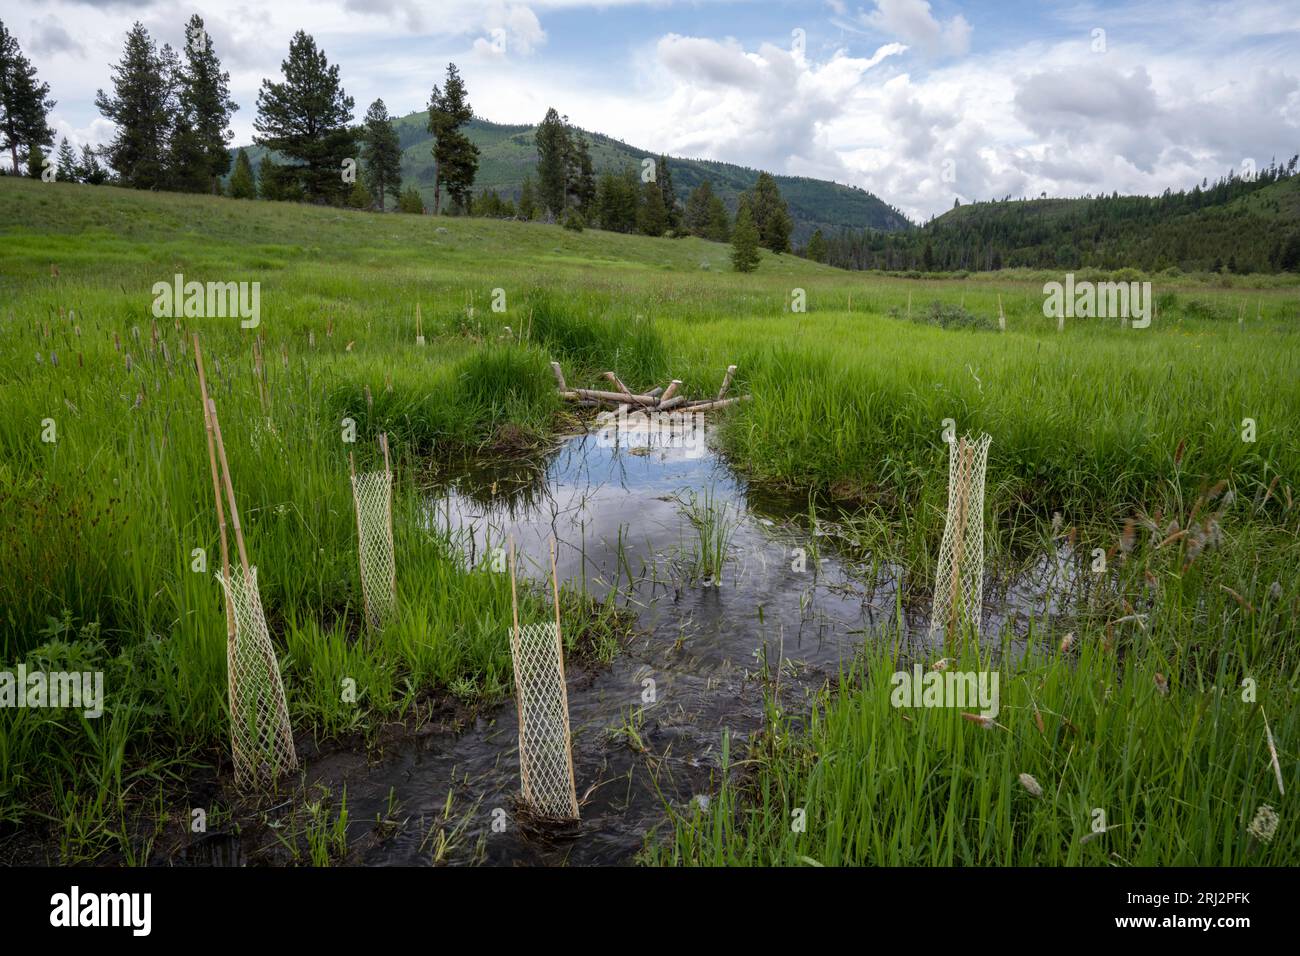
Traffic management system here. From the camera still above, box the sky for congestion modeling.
[3,0,1298,221]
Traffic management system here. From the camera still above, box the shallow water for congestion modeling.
[330,418,1076,865]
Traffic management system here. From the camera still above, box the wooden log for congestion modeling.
[717,364,737,400]
[571,387,657,405]
[550,361,567,391]
[647,386,664,399]
[602,371,633,396]
[657,396,687,411]
[661,380,681,402]
[685,396,749,413]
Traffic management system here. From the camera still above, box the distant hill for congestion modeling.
[824,164,1300,273]
[231,114,913,243]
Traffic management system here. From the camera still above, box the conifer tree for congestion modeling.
[254,31,355,204]
[0,20,55,175]
[96,22,173,189]
[806,228,827,263]
[174,15,237,194]
[228,147,256,198]
[361,98,402,209]
[638,179,668,236]
[731,198,760,273]
[54,137,77,181]
[535,107,569,218]
[747,171,792,254]
[519,174,537,220]
[77,144,107,185]
[426,63,478,214]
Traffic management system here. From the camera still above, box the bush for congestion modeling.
[397,186,425,214]
[562,208,585,232]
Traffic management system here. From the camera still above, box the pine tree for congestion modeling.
[426,63,479,214]
[55,137,77,181]
[347,176,371,209]
[684,180,714,236]
[96,23,173,189]
[568,130,596,217]
[228,147,256,199]
[807,228,827,263]
[706,194,730,241]
[535,107,569,218]
[361,98,401,210]
[519,174,537,220]
[396,186,424,214]
[174,15,237,194]
[655,155,679,231]
[258,153,298,201]
[0,20,56,175]
[747,172,792,254]
[26,141,45,179]
[77,144,107,185]
[637,179,668,236]
[254,31,355,204]
[731,198,760,273]
[596,167,638,232]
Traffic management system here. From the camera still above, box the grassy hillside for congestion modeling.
[233,114,912,243]
[2,178,1296,866]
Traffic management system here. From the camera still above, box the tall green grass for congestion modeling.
[1,178,1295,865]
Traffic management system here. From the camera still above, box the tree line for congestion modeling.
[819,161,1300,275]
[0,15,799,271]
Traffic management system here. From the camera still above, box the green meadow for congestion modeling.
[1,176,1296,864]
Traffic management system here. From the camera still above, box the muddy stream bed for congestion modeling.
[305,418,1073,866]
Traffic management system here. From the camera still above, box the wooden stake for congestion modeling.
[193,335,234,647]
[717,364,737,401]
[549,361,567,391]
[349,450,370,629]
[549,535,579,820]
[507,536,531,804]
[208,396,249,576]
[660,379,681,402]
[602,371,634,397]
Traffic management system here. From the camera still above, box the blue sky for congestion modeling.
[5,0,1298,219]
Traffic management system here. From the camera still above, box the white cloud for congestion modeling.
[863,0,971,58]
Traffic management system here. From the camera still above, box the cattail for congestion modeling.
[1018,773,1043,798]
[1268,581,1283,601]
[961,712,998,730]
[125,352,133,372]
[1154,672,1169,696]
[345,340,355,352]
[1118,519,1135,554]
[930,658,952,671]
[1247,805,1278,844]
[1059,632,1075,653]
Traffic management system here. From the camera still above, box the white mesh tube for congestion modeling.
[215,565,298,788]
[511,621,579,820]
[351,470,396,630]
[928,433,992,644]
